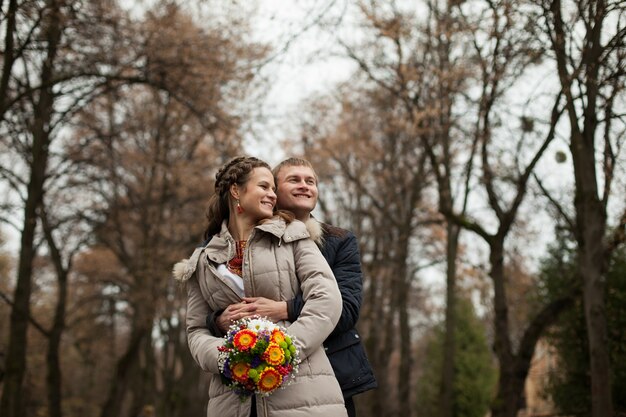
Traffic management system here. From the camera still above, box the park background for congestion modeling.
[0,1,624,417]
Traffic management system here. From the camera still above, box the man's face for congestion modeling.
[275,165,318,219]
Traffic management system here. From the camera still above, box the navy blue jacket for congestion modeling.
[287,223,377,399]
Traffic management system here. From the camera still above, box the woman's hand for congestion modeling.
[216,302,257,333]
[241,297,288,323]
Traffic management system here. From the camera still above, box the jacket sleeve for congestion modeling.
[287,232,363,336]
[286,296,302,323]
[286,238,342,360]
[206,308,225,338]
[186,272,223,374]
[328,231,363,335]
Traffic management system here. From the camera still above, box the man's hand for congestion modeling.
[241,297,288,323]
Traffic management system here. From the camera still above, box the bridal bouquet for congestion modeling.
[217,316,300,400]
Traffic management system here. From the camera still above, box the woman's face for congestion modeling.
[236,167,277,222]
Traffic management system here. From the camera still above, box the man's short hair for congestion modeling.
[272,157,318,182]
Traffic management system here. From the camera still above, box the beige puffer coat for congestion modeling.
[173,217,347,417]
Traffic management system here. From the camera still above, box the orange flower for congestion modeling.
[262,343,286,366]
[233,329,257,351]
[230,362,250,383]
[257,368,282,392]
[271,329,286,345]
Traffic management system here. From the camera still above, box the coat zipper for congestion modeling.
[261,396,268,417]
[245,230,256,296]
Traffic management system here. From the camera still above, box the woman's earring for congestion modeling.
[236,200,243,214]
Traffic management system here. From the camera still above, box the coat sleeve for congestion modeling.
[287,232,363,336]
[327,231,363,335]
[285,238,342,359]
[186,272,223,374]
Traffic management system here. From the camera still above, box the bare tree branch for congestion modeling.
[0,290,50,337]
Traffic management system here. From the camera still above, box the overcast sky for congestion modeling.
[243,0,356,165]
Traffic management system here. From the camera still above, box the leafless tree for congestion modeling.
[534,0,626,415]
[0,2,270,417]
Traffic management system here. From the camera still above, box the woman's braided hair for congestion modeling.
[204,156,270,239]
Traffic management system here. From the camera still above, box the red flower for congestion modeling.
[231,362,250,383]
[257,368,282,392]
[233,329,257,351]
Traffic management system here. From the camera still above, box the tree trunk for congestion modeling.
[487,240,574,417]
[171,348,206,417]
[439,222,459,417]
[100,325,148,417]
[0,163,43,417]
[365,234,390,417]
[101,276,156,417]
[489,239,521,417]
[396,230,412,417]
[0,3,62,416]
[380,266,397,416]
[129,336,157,417]
[397,292,411,416]
[581,255,612,417]
[42,211,69,417]
[548,0,613,410]
[45,278,66,417]
[571,133,612,417]
[0,0,19,118]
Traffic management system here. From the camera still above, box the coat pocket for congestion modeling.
[325,330,374,392]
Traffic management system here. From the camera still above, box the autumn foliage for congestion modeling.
[0,1,624,417]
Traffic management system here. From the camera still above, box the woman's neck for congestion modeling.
[227,216,254,242]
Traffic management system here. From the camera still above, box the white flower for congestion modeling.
[245,317,276,333]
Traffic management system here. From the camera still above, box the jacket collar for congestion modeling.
[204,216,312,263]
[172,216,317,282]
[256,216,311,242]
[203,222,233,264]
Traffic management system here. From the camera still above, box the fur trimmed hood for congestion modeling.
[172,246,204,282]
[304,217,324,247]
